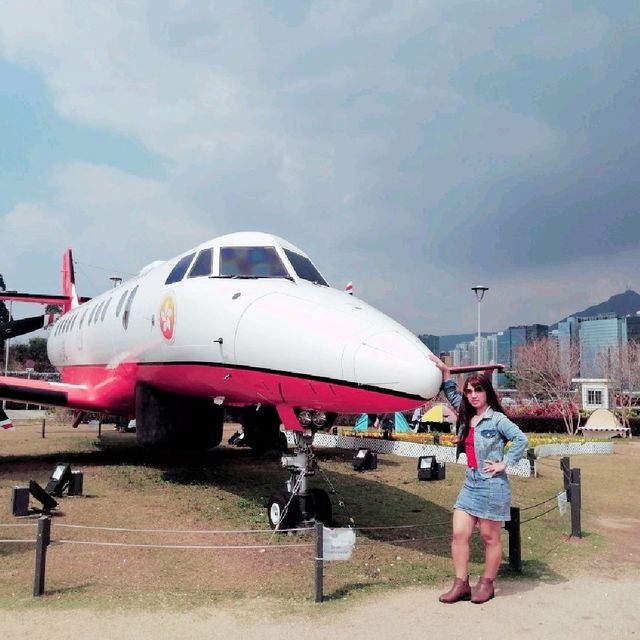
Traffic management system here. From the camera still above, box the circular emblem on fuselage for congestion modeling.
[159,294,176,342]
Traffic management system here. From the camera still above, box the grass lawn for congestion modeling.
[0,419,637,609]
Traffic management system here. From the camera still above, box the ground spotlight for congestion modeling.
[352,448,378,471]
[417,456,446,481]
[28,481,59,512]
[45,462,73,496]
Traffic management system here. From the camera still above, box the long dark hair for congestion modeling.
[456,373,505,432]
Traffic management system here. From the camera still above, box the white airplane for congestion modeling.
[0,231,500,527]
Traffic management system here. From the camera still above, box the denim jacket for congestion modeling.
[442,379,528,476]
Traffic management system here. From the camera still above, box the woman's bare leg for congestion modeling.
[478,518,503,579]
[451,509,477,579]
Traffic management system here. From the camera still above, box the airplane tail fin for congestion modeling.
[62,249,79,312]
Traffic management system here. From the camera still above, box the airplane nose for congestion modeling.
[352,331,442,400]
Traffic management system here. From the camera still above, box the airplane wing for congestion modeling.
[449,363,505,374]
[0,375,89,410]
[0,292,91,305]
[1,313,58,340]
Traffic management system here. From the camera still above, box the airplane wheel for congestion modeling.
[308,488,332,525]
[267,491,301,530]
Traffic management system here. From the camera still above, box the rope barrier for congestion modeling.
[0,523,38,528]
[520,494,560,511]
[521,505,558,524]
[355,520,451,531]
[55,523,309,534]
[0,539,36,543]
[57,540,314,550]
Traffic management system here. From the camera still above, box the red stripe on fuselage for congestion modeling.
[60,362,424,415]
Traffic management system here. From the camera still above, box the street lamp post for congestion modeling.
[471,285,489,365]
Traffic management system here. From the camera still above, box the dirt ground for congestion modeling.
[0,576,638,639]
[1,426,639,639]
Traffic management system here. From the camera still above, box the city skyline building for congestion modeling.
[418,334,440,355]
[579,314,627,377]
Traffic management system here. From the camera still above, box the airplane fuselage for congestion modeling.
[45,232,441,419]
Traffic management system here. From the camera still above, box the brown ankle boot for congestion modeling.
[438,577,471,603]
[471,577,495,604]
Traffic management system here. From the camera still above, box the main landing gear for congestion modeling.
[266,431,332,530]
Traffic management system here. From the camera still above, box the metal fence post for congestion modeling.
[560,457,570,496]
[315,520,324,603]
[505,507,522,572]
[569,468,582,538]
[33,515,51,597]
[41,417,46,439]
[526,448,536,477]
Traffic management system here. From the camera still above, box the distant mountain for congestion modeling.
[436,289,640,352]
[554,289,640,327]
[438,333,483,353]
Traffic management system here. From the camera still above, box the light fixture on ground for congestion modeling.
[417,455,446,481]
[352,448,377,471]
[471,285,489,365]
[45,462,73,496]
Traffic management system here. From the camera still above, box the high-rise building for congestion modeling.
[626,315,640,344]
[525,324,549,342]
[558,316,579,377]
[418,334,440,355]
[579,314,627,377]
[451,342,472,367]
[496,330,510,387]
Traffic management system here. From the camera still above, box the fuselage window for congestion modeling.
[115,290,129,317]
[165,253,196,285]
[122,285,139,330]
[93,301,104,324]
[219,246,289,278]
[283,249,328,286]
[79,308,88,329]
[101,298,112,322]
[187,247,213,278]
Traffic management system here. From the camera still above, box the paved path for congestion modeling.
[2,576,638,639]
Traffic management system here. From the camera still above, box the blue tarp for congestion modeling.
[354,412,409,433]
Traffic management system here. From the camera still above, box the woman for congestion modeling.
[430,355,528,604]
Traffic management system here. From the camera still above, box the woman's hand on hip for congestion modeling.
[482,460,507,476]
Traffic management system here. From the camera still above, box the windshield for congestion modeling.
[284,249,328,286]
[219,246,290,278]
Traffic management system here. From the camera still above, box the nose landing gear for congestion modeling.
[266,431,332,530]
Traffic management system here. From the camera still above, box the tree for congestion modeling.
[10,337,55,372]
[511,337,581,434]
[597,340,640,429]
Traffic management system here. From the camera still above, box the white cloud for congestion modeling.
[0,162,210,293]
[0,1,638,334]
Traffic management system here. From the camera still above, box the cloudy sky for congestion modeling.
[1,1,639,336]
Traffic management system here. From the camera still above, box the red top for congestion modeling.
[465,426,478,469]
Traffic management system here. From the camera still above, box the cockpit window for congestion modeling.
[219,246,289,278]
[188,248,213,278]
[165,253,196,284]
[284,249,328,286]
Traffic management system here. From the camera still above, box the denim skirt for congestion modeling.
[454,468,512,521]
